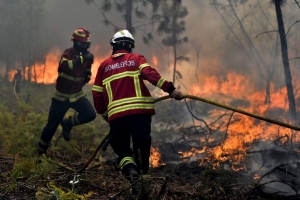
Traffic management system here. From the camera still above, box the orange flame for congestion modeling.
[253,173,260,179]
[150,147,165,168]
[179,147,207,158]
[8,48,61,84]
[8,46,110,84]
[182,72,297,169]
[159,63,299,171]
[151,55,158,69]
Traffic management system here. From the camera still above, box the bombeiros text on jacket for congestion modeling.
[105,60,135,72]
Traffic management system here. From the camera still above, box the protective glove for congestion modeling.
[170,89,183,100]
[83,53,94,63]
[83,71,91,83]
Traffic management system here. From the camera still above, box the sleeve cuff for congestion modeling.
[166,83,176,95]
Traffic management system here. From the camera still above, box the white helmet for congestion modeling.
[110,29,135,48]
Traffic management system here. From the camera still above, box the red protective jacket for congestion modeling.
[52,47,92,102]
[92,50,175,122]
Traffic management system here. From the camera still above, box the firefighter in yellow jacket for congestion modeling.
[92,30,183,177]
[38,28,96,155]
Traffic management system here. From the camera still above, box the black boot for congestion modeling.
[122,165,139,180]
[127,167,139,178]
[61,117,73,141]
[134,148,150,175]
[37,140,49,155]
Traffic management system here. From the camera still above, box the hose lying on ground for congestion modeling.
[75,94,300,173]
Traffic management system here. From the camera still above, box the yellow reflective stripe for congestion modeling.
[80,56,83,64]
[52,89,85,102]
[134,75,141,97]
[92,85,103,92]
[71,113,80,125]
[61,58,74,70]
[156,77,166,88]
[68,60,74,70]
[119,156,136,170]
[106,83,113,103]
[74,30,87,37]
[103,70,140,84]
[60,58,68,64]
[53,89,69,98]
[119,157,132,167]
[108,96,153,110]
[108,103,154,117]
[59,72,82,81]
[69,92,85,102]
[139,63,150,71]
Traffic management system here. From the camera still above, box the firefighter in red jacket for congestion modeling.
[92,30,183,177]
[38,28,96,155]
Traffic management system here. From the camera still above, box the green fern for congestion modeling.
[36,182,93,200]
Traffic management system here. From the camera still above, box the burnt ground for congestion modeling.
[1,154,300,200]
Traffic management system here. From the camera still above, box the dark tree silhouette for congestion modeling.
[272,0,297,122]
[84,0,160,40]
[156,0,188,88]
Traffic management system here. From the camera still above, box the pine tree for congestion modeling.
[156,0,188,87]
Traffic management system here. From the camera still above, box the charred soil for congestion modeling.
[0,155,298,200]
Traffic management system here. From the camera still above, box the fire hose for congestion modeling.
[76,94,300,173]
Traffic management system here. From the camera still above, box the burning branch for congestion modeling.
[221,111,235,149]
[271,134,289,145]
[180,95,300,131]
[155,95,300,131]
[184,98,232,142]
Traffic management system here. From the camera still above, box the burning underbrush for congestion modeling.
[149,100,300,197]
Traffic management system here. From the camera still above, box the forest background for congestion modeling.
[2,0,300,199]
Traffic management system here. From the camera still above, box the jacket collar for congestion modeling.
[112,50,129,58]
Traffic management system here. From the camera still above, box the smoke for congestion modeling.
[44,0,112,55]
[2,0,299,93]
